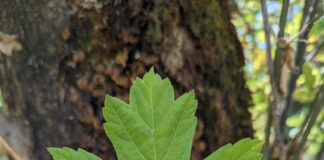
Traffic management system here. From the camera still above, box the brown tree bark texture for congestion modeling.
[0,0,253,159]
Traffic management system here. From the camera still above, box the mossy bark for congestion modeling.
[0,0,253,159]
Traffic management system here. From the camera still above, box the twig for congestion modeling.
[278,0,290,38]
[287,18,317,44]
[262,103,272,160]
[299,0,314,32]
[284,0,317,46]
[293,68,323,141]
[273,0,291,82]
[260,0,284,159]
[294,84,324,160]
[279,0,323,143]
[268,0,293,159]
[0,136,21,160]
[306,40,324,61]
[260,0,278,103]
[289,79,322,153]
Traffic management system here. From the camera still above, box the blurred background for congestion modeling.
[0,0,323,160]
[231,0,323,159]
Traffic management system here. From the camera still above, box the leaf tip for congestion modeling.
[149,66,155,74]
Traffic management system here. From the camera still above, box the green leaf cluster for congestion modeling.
[303,62,316,88]
[311,16,324,35]
[48,68,262,160]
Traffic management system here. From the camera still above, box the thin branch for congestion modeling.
[260,0,277,99]
[278,0,290,38]
[0,136,21,160]
[273,0,291,82]
[262,103,272,160]
[290,79,322,150]
[260,0,284,159]
[306,40,324,61]
[288,40,324,150]
[288,18,318,44]
[299,0,314,32]
[265,0,293,159]
[279,0,323,142]
[294,84,324,160]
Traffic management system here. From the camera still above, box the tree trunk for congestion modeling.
[0,0,253,159]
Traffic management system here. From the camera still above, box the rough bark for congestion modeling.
[0,0,253,159]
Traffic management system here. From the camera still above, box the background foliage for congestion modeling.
[232,0,324,159]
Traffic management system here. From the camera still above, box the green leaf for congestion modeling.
[303,62,315,88]
[48,68,263,160]
[310,16,324,35]
[286,114,306,127]
[103,68,198,160]
[47,147,101,160]
[204,138,263,160]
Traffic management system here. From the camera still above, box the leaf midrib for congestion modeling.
[148,75,158,160]
[133,82,171,160]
